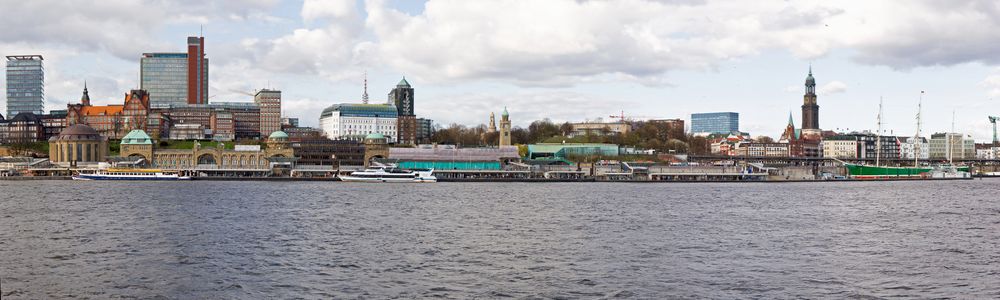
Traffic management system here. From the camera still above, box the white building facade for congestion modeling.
[898,137,930,160]
[319,103,398,143]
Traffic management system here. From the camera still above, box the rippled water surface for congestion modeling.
[1,180,999,299]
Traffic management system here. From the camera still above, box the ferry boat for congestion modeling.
[339,166,436,183]
[72,168,191,180]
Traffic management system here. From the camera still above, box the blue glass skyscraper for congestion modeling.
[5,55,44,116]
[691,112,739,135]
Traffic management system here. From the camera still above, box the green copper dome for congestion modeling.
[502,106,509,117]
[268,130,289,139]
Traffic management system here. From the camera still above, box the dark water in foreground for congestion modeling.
[1,180,998,299]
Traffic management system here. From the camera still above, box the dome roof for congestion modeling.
[268,130,289,139]
[502,107,509,117]
[57,124,102,141]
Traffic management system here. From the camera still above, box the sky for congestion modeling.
[2,0,1000,141]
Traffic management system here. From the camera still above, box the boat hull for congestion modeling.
[845,164,970,179]
[72,174,191,180]
[339,175,436,183]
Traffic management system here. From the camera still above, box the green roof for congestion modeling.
[397,76,410,87]
[365,133,386,140]
[320,103,398,118]
[268,130,289,139]
[121,130,152,145]
[502,106,509,117]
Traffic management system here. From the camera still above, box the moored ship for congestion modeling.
[339,166,436,183]
[72,168,191,180]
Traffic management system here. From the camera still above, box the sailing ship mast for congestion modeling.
[876,98,883,167]
[914,92,922,167]
[949,110,955,164]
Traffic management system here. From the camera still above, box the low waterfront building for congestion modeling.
[929,132,975,160]
[568,121,630,137]
[48,124,108,164]
[526,143,619,160]
[319,103,398,143]
[734,142,790,157]
[118,129,294,169]
[385,145,520,170]
[291,137,366,166]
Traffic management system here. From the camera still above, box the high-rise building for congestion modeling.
[416,118,434,144]
[6,55,45,116]
[389,77,417,145]
[187,37,207,105]
[140,37,208,106]
[499,107,511,146]
[690,112,739,135]
[255,89,281,137]
[801,66,821,138]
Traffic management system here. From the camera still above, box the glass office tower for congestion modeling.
[691,112,740,135]
[6,55,45,116]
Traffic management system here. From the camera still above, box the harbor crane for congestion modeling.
[990,116,999,145]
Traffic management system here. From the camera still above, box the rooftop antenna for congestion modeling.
[200,25,203,37]
[362,70,369,104]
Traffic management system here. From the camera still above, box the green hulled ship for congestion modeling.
[845,163,970,179]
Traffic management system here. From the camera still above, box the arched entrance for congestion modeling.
[127,154,149,167]
[197,153,217,165]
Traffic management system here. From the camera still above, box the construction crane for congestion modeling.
[608,110,655,122]
[990,116,999,145]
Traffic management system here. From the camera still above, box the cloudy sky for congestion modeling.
[3,0,1000,140]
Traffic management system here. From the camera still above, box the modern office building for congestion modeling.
[6,55,45,116]
[389,77,417,145]
[140,37,208,106]
[690,112,739,135]
[929,132,975,160]
[416,118,434,144]
[319,103,398,143]
[899,137,930,160]
[254,89,281,137]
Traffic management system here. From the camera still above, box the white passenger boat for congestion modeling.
[339,166,436,183]
[72,168,191,180]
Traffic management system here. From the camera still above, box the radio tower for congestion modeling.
[362,71,370,104]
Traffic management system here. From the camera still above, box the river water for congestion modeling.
[1,180,998,299]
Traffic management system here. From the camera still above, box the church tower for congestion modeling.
[488,112,497,133]
[81,81,91,106]
[499,107,511,146]
[801,66,821,138]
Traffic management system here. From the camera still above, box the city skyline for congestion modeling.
[2,1,1000,141]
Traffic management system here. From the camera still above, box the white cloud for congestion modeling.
[818,80,847,95]
[980,74,1000,98]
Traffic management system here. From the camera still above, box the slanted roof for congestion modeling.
[121,130,153,145]
[81,105,124,116]
[397,76,410,87]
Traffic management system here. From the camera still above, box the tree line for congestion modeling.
[429,119,713,155]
